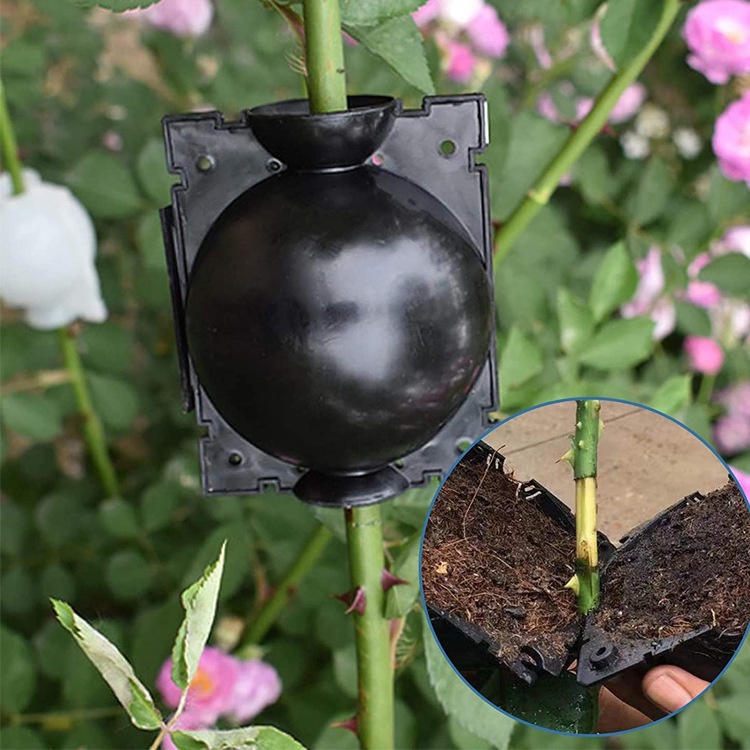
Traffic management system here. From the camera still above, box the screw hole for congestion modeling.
[228,452,243,466]
[371,153,384,166]
[196,154,215,172]
[394,459,405,469]
[267,158,282,173]
[595,646,607,656]
[439,139,457,157]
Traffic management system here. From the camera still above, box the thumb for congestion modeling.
[642,665,710,713]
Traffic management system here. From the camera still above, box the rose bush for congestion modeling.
[1,0,749,748]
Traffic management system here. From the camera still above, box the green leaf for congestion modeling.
[577,317,655,370]
[345,17,435,95]
[0,500,28,556]
[50,599,162,730]
[650,375,692,417]
[588,242,639,323]
[105,550,153,601]
[716,694,750,746]
[424,624,514,749]
[136,139,174,205]
[140,481,182,532]
[698,253,750,296]
[172,726,306,750]
[384,533,420,618]
[171,541,226,690]
[36,491,83,548]
[340,0,422,26]
[499,327,544,389]
[73,0,160,10]
[88,373,139,430]
[137,211,167,271]
[600,0,663,69]
[2,393,62,441]
[557,289,595,355]
[677,698,722,750]
[628,157,674,226]
[68,152,143,219]
[0,626,37,713]
[674,301,712,337]
[98,497,140,539]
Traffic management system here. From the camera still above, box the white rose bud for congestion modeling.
[0,168,107,329]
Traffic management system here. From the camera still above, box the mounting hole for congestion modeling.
[228,452,243,466]
[394,459,405,469]
[196,154,215,172]
[371,152,384,166]
[595,646,608,656]
[455,437,473,454]
[439,139,457,157]
[266,158,282,173]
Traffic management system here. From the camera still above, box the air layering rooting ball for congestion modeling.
[160,95,497,506]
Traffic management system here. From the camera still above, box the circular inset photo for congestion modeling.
[420,398,750,735]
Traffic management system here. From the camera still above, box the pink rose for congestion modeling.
[714,413,750,454]
[229,660,283,723]
[621,247,675,340]
[127,0,214,38]
[465,5,509,59]
[684,336,725,374]
[720,225,750,256]
[730,466,750,498]
[609,83,647,124]
[717,381,750,418]
[157,647,239,724]
[712,92,750,186]
[684,252,723,308]
[412,0,440,27]
[683,0,750,84]
[444,41,477,83]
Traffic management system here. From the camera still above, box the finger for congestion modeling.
[597,686,652,733]
[642,666,710,713]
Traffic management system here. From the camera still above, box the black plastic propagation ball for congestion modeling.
[184,97,493,475]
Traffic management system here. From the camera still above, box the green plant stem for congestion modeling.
[0,78,24,195]
[345,505,394,750]
[301,3,393,747]
[493,0,682,267]
[697,373,716,405]
[59,326,119,498]
[573,400,601,614]
[241,524,332,646]
[302,0,347,112]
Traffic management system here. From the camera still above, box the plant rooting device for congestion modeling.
[160,95,497,507]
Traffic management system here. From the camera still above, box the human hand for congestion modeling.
[642,665,710,713]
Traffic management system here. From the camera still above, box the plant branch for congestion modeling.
[240,523,332,646]
[494,0,682,267]
[570,400,601,614]
[345,505,394,750]
[1,369,72,395]
[0,78,24,195]
[59,326,120,498]
[302,0,347,112]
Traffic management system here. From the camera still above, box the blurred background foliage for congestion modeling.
[0,0,749,748]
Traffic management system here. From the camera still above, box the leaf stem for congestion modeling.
[345,505,394,750]
[240,523,332,646]
[572,400,601,614]
[59,326,120,498]
[0,78,24,195]
[302,0,347,112]
[493,0,682,267]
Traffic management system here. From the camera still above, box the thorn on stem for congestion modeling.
[332,716,359,735]
[381,568,409,592]
[336,586,367,615]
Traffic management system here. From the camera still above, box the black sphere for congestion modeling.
[186,165,492,474]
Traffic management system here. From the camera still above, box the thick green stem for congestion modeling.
[59,327,120,498]
[494,0,682,267]
[300,3,393,747]
[345,505,394,750]
[302,0,347,112]
[240,524,332,647]
[572,400,601,614]
[0,78,24,195]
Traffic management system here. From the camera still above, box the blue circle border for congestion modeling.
[418,395,750,739]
